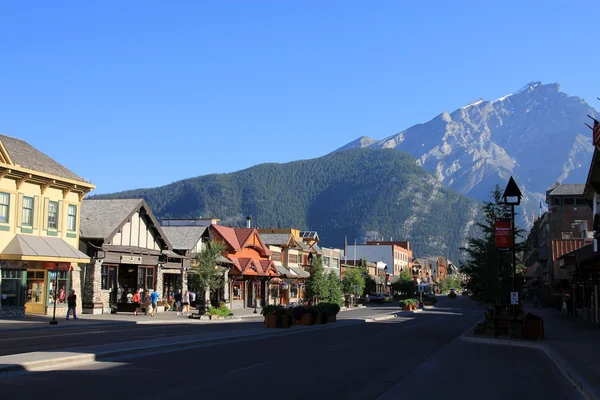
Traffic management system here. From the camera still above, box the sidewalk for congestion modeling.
[0,304,369,332]
[462,300,600,400]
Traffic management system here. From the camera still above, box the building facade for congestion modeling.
[0,134,95,318]
[79,199,172,314]
[345,241,412,277]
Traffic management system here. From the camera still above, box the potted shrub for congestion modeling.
[399,299,412,311]
[207,305,233,320]
[321,303,341,322]
[261,305,292,328]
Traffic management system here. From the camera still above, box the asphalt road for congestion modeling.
[0,305,401,356]
[0,296,583,400]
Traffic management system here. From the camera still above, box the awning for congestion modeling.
[369,274,383,284]
[276,264,292,277]
[289,266,310,278]
[216,255,234,265]
[1,234,90,263]
[161,249,189,260]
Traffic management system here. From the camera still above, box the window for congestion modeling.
[101,265,108,290]
[289,254,298,264]
[48,271,70,305]
[233,282,243,300]
[576,198,587,205]
[271,252,281,262]
[290,283,298,298]
[47,201,58,230]
[22,196,33,226]
[67,204,77,231]
[1,269,25,307]
[332,258,339,269]
[0,192,9,223]
[324,257,331,267]
[137,267,155,293]
[553,197,561,206]
[563,198,575,206]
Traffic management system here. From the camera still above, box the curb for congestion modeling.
[459,320,598,400]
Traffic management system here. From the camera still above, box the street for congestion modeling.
[0,297,583,400]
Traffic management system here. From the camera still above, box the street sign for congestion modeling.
[495,218,513,251]
[510,292,519,305]
[354,284,359,293]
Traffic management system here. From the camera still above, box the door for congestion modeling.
[25,270,46,314]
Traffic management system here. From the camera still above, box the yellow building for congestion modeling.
[0,134,95,318]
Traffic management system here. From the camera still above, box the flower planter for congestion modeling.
[401,306,411,311]
[295,313,314,326]
[277,314,292,328]
[265,314,277,328]
[327,314,337,323]
[315,312,327,324]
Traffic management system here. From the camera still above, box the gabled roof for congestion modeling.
[80,199,171,249]
[210,224,271,255]
[161,226,207,251]
[294,238,311,252]
[548,184,586,196]
[0,134,86,182]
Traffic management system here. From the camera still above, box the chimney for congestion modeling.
[246,216,251,228]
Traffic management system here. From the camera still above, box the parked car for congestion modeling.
[383,293,393,303]
[369,293,384,303]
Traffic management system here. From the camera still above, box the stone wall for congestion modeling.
[82,260,111,314]
[0,307,25,318]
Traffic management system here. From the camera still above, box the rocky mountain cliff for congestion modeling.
[336,82,598,225]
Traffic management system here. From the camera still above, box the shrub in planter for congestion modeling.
[262,305,292,328]
[448,292,457,299]
[208,305,232,317]
[399,299,412,310]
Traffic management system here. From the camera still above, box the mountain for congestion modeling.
[336,82,598,226]
[90,148,480,262]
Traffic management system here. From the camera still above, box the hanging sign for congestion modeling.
[42,262,71,270]
[495,218,513,251]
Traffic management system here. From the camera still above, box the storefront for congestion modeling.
[0,234,89,318]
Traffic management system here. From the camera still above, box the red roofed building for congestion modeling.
[209,224,278,310]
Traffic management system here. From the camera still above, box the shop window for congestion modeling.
[0,192,9,224]
[101,265,108,290]
[290,283,298,298]
[67,204,77,232]
[1,269,25,307]
[137,267,155,294]
[48,271,70,305]
[22,196,33,226]
[233,282,243,300]
[47,200,59,230]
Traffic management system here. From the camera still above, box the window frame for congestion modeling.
[0,192,9,224]
[47,200,59,230]
[0,269,25,307]
[22,196,34,226]
[67,204,77,232]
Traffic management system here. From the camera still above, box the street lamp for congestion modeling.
[49,262,59,325]
[253,279,258,314]
[502,176,523,315]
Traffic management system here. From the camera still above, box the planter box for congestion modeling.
[401,306,411,311]
[327,314,337,323]
[315,312,327,324]
[294,313,314,326]
[265,313,292,328]
[265,314,277,328]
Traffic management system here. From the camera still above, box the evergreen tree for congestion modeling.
[188,241,226,310]
[306,256,328,303]
[326,271,343,305]
[460,185,526,305]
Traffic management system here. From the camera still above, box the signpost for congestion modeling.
[510,292,519,305]
[495,218,513,251]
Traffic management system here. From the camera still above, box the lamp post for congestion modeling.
[502,176,523,317]
[253,279,258,314]
[49,262,59,325]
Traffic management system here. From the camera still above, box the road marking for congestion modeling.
[327,342,348,349]
[0,326,161,342]
[227,361,271,374]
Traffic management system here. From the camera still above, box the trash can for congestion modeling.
[524,313,544,340]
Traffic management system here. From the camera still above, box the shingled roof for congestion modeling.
[161,226,207,251]
[0,134,87,182]
[260,233,292,246]
[80,199,170,251]
[548,184,586,196]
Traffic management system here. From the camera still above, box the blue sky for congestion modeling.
[0,1,598,194]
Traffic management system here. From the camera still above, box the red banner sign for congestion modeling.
[495,218,513,251]
[42,262,71,270]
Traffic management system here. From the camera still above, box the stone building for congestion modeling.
[79,199,173,314]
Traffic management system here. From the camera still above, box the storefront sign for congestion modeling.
[121,255,142,264]
[495,218,513,251]
[42,262,71,270]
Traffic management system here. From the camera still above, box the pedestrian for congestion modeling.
[566,294,574,317]
[150,289,160,317]
[174,289,182,315]
[133,289,141,316]
[66,289,78,320]
[182,290,190,316]
[532,294,538,308]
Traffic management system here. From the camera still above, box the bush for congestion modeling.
[317,302,341,316]
[207,305,232,317]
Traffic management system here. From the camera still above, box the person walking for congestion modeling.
[150,289,160,317]
[182,290,190,316]
[174,289,183,316]
[66,289,78,320]
[133,289,141,316]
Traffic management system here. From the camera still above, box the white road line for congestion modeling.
[227,361,271,374]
